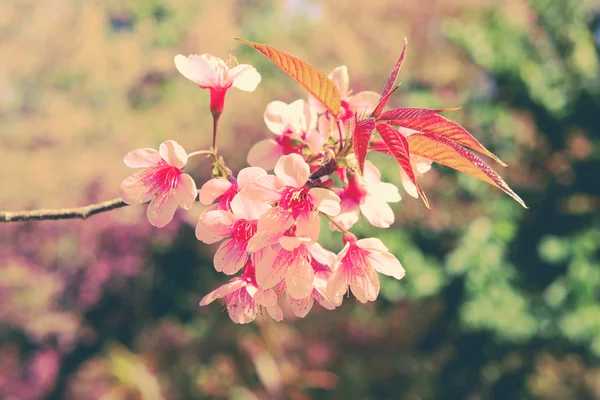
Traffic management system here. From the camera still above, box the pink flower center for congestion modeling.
[340,178,367,205]
[275,134,303,156]
[342,244,370,280]
[231,219,257,242]
[279,186,314,218]
[141,161,182,198]
[217,183,238,211]
[338,100,354,123]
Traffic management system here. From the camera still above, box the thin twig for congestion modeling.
[0,197,129,223]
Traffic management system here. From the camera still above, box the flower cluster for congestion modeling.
[119,45,517,323]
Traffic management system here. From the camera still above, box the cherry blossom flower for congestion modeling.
[195,191,270,275]
[242,154,341,243]
[198,167,267,211]
[199,261,283,324]
[247,99,327,170]
[327,233,405,303]
[309,65,380,138]
[333,161,401,230]
[120,140,197,228]
[174,54,261,114]
[278,243,342,317]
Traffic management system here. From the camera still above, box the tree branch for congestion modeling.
[0,198,129,223]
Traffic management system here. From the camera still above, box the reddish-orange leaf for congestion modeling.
[407,133,527,208]
[386,113,508,167]
[376,123,430,208]
[378,107,459,121]
[353,117,376,174]
[372,40,407,118]
[235,38,341,116]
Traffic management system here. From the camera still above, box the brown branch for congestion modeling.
[0,197,129,223]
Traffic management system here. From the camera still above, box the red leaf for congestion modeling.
[371,39,407,118]
[370,139,391,155]
[378,107,459,121]
[235,38,341,116]
[406,133,527,208]
[353,117,376,174]
[376,123,429,208]
[386,113,508,166]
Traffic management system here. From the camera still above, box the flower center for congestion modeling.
[141,161,181,198]
[340,178,367,204]
[338,100,354,123]
[275,134,303,156]
[217,183,238,210]
[279,186,314,218]
[231,219,257,241]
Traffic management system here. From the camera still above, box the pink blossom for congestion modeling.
[199,261,283,324]
[247,100,327,170]
[278,243,342,317]
[309,65,380,138]
[198,167,267,211]
[195,191,270,275]
[120,140,197,228]
[174,54,261,114]
[400,154,433,199]
[333,161,401,230]
[242,154,341,244]
[327,233,405,303]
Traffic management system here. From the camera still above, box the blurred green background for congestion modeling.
[1,0,599,399]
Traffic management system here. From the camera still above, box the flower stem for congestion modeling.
[324,213,347,233]
[187,150,215,158]
[336,119,344,154]
[211,111,222,150]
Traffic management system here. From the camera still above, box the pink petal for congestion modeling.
[227,295,257,324]
[247,139,284,170]
[199,280,245,306]
[255,247,289,289]
[308,243,336,267]
[362,160,382,183]
[399,169,419,198]
[325,267,347,300]
[366,251,405,280]
[349,267,380,303]
[124,148,161,168]
[230,192,270,221]
[295,211,320,242]
[120,173,153,205]
[285,255,314,300]
[247,231,282,253]
[257,207,295,234]
[229,64,261,92]
[308,93,327,114]
[274,154,310,187]
[195,210,234,244]
[175,173,197,210]
[349,91,381,117]
[278,236,310,251]
[330,200,360,231]
[289,294,314,318]
[329,65,350,97]
[309,187,341,216]
[253,288,278,308]
[359,197,395,228]
[237,167,268,189]
[242,175,283,203]
[159,140,187,169]
[199,178,233,205]
[305,127,328,152]
[214,238,248,275]
[146,193,178,228]
[356,237,389,253]
[188,54,221,87]
[266,304,284,321]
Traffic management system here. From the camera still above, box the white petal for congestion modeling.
[246,139,284,170]
[199,280,245,306]
[367,182,401,203]
[264,101,290,134]
[359,197,395,228]
[124,148,161,168]
[237,167,268,189]
[120,174,152,205]
[159,140,187,169]
[328,65,350,98]
[274,154,310,187]
[400,169,419,198]
[309,187,341,216]
[214,239,248,275]
[230,192,270,221]
[146,193,178,228]
[367,251,405,280]
[175,174,197,210]
[229,64,261,91]
[195,210,234,244]
[285,255,314,300]
[349,91,381,117]
[199,178,233,205]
